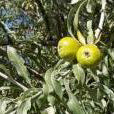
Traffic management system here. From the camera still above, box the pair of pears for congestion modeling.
[58,37,102,67]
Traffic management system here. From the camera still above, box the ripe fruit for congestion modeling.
[58,37,81,60]
[76,44,102,67]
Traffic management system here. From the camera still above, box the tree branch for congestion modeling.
[95,0,106,43]
[0,72,28,91]
[35,0,51,37]
[26,65,44,81]
[0,19,16,45]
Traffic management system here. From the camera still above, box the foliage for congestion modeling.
[0,0,114,114]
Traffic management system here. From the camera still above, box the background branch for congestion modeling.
[0,72,28,91]
[35,0,51,37]
[95,0,106,43]
[0,19,16,45]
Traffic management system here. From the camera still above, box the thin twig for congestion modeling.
[0,19,11,33]
[95,0,106,43]
[26,65,44,81]
[0,72,28,91]
[0,19,16,45]
[26,65,41,76]
[0,20,16,39]
[35,0,51,36]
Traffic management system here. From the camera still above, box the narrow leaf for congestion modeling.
[51,71,63,99]
[7,46,31,85]
[71,0,80,4]
[44,68,53,93]
[72,64,85,85]
[87,20,94,44]
[16,98,31,114]
[73,0,87,31]
[103,85,114,102]
[86,0,92,13]
[0,98,13,114]
[77,30,86,45]
[67,6,77,38]
[64,79,85,114]
[0,64,10,76]
[67,93,85,114]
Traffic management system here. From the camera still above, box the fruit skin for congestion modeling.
[76,44,102,67]
[58,37,81,60]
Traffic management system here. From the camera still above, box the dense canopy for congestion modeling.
[0,0,114,114]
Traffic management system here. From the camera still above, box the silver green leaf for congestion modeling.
[44,68,54,94]
[87,20,94,44]
[67,93,85,114]
[16,98,31,114]
[86,0,92,13]
[72,64,85,85]
[73,0,87,31]
[67,6,77,38]
[51,71,63,99]
[0,64,11,76]
[71,0,81,4]
[64,79,85,114]
[7,46,31,85]
[0,98,10,114]
[103,85,114,102]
